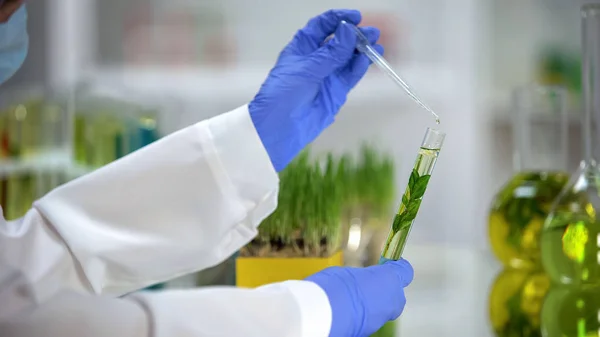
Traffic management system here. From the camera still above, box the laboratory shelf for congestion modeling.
[488,92,582,126]
[0,149,71,176]
[83,65,456,107]
[491,111,581,126]
[0,149,94,177]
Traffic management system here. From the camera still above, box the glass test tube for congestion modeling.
[379,127,445,263]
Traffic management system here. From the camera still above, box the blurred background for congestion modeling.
[7,0,575,247]
[2,0,598,336]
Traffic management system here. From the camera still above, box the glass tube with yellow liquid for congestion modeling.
[379,127,445,263]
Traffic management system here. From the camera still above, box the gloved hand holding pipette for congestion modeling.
[249,9,384,172]
[342,20,440,124]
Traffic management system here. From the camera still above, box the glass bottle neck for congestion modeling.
[513,86,569,173]
[582,5,600,164]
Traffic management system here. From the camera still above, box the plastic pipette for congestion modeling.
[341,21,440,124]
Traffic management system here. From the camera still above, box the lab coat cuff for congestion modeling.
[273,280,332,337]
[205,105,279,223]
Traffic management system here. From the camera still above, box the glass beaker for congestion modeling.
[1,88,45,159]
[540,4,600,286]
[488,85,570,269]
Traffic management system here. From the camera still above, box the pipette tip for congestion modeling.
[432,112,441,124]
[341,19,441,125]
[415,101,440,124]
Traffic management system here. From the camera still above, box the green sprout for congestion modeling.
[350,143,396,220]
[242,145,397,259]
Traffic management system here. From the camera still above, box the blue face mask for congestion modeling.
[0,5,28,85]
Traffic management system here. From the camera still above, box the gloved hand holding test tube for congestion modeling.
[341,20,441,124]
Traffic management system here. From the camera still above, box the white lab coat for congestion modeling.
[0,105,332,337]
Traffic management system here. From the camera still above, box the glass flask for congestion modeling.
[1,90,44,159]
[540,4,600,287]
[0,87,69,159]
[489,85,570,269]
[541,285,600,337]
[38,89,69,154]
[4,173,36,221]
[488,268,550,337]
[73,114,89,166]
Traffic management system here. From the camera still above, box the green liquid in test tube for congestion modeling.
[379,128,445,263]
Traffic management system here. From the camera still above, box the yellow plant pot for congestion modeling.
[236,251,344,288]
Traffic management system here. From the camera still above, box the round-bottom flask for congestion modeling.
[488,85,569,269]
[541,285,600,337]
[488,268,550,337]
[541,161,600,285]
[489,172,569,269]
[541,4,600,286]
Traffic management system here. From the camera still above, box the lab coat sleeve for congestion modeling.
[128,281,332,337]
[2,105,279,298]
[1,267,331,337]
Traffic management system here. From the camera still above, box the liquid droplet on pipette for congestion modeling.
[419,104,440,124]
[403,89,441,124]
[424,107,440,124]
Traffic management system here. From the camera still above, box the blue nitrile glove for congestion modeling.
[306,259,414,337]
[249,9,384,172]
